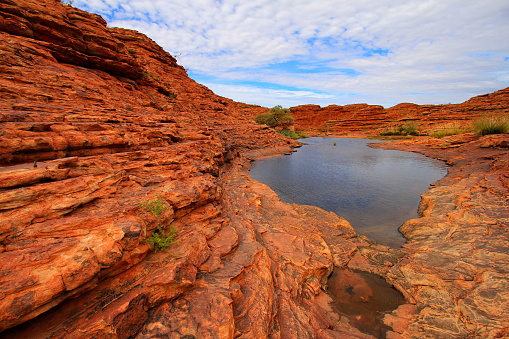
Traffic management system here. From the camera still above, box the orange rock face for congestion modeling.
[0,1,384,338]
[1,1,509,338]
[373,134,509,338]
[291,88,509,135]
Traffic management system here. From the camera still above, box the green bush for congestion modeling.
[277,114,295,128]
[472,116,509,136]
[145,226,178,251]
[278,130,308,139]
[399,122,419,136]
[139,196,169,218]
[255,113,278,128]
[380,122,419,136]
[254,105,294,128]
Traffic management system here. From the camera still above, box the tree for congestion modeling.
[255,105,294,129]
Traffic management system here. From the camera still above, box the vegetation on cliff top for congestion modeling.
[473,115,509,136]
[255,105,294,128]
[380,122,419,137]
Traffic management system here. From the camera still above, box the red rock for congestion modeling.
[1,0,508,338]
[375,134,509,338]
[290,88,509,136]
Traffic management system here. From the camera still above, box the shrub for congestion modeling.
[254,105,294,129]
[145,226,178,251]
[255,113,278,128]
[472,115,509,136]
[399,122,419,136]
[278,130,308,139]
[380,122,419,136]
[139,195,169,218]
[270,105,290,117]
[277,114,294,128]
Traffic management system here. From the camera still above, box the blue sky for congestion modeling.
[74,0,509,108]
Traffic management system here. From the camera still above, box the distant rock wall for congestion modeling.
[291,88,509,135]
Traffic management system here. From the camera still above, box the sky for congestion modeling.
[73,0,509,108]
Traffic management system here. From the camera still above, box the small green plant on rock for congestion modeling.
[278,130,308,139]
[380,122,419,136]
[139,196,177,251]
[139,195,169,218]
[141,71,159,82]
[472,115,509,136]
[145,225,178,251]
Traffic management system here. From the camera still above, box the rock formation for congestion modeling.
[291,88,509,135]
[0,0,384,337]
[1,0,508,338]
[369,134,509,338]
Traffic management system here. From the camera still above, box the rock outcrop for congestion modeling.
[373,134,509,338]
[291,88,509,135]
[0,1,395,338]
[1,1,508,338]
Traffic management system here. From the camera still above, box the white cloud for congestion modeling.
[201,83,344,108]
[74,0,509,107]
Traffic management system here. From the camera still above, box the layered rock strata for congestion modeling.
[374,134,509,338]
[290,88,509,135]
[1,0,509,338]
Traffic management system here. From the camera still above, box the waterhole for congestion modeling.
[250,137,447,247]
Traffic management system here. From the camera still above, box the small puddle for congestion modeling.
[327,267,406,338]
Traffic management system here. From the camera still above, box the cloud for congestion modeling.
[74,0,509,107]
[199,82,346,108]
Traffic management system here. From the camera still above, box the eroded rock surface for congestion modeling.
[373,134,509,338]
[0,0,388,337]
[291,88,509,135]
[1,0,508,338]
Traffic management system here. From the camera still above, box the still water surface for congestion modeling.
[250,137,447,247]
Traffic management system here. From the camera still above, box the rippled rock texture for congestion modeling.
[1,0,509,338]
[0,0,390,337]
[374,134,509,338]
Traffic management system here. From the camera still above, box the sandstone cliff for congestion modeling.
[0,0,382,337]
[1,1,508,338]
[291,88,509,135]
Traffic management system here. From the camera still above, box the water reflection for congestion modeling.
[250,137,447,247]
[327,268,406,337]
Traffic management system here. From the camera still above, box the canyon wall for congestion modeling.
[1,1,508,338]
[0,1,382,337]
[291,88,509,135]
